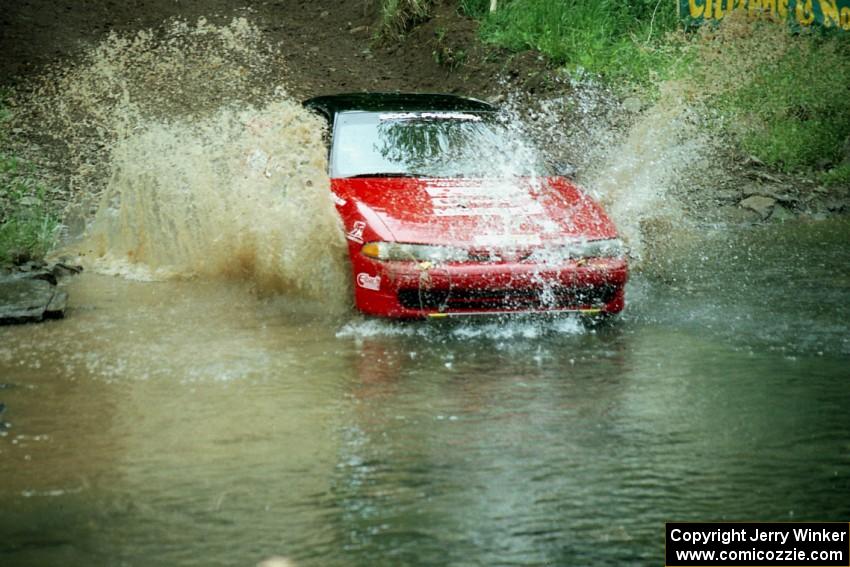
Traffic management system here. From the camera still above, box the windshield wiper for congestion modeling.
[347,173,411,178]
[346,172,440,179]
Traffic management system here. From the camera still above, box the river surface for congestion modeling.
[1,218,848,566]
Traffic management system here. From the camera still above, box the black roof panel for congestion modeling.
[303,92,495,121]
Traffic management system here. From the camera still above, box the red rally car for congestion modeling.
[304,93,628,319]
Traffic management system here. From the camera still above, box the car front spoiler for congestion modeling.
[425,308,603,319]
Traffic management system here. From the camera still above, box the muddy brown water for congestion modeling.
[1,218,848,566]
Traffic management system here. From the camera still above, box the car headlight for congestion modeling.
[361,242,470,263]
[528,238,625,263]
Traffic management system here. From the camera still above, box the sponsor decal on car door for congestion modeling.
[346,220,366,243]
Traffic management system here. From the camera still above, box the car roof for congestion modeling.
[302,92,495,122]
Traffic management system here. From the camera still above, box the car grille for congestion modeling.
[397,285,617,311]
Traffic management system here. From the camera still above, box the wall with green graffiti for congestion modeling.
[680,0,850,29]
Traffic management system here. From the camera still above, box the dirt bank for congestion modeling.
[1,0,550,100]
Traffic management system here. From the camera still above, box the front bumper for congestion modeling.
[351,256,628,319]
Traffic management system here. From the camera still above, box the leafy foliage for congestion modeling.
[0,97,59,263]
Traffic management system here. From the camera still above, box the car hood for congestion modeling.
[331,176,618,247]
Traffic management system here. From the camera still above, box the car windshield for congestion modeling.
[330,110,550,178]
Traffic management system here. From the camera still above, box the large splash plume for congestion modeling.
[499,69,720,272]
[8,18,349,302]
[81,102,348,299]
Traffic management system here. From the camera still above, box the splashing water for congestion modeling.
[499,74,719,270]
[336,315,584,341]
[8,18,350,304]
[583,87,712,266]
[10,17,288,206]
[76,101,349,301]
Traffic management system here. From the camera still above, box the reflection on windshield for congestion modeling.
[331,111,549,178]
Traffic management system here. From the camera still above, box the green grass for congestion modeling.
[732,40,850,171]
[687,18,850,172]
[380,0,435,38]
[463,0,681,84]
[0,96,59,263]
[820,164,850,187]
